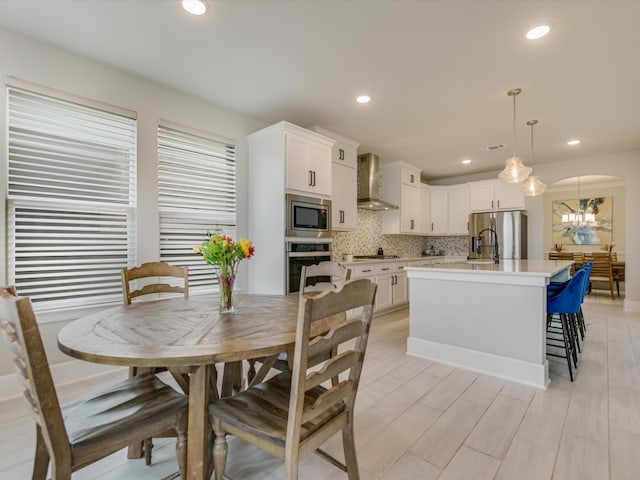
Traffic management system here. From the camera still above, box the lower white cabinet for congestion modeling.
[351,261,408,312]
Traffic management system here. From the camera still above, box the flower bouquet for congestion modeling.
[194,232,254,313]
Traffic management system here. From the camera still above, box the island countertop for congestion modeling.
[405,259,573,286]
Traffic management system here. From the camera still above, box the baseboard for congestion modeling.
[407,336,549,389]
[624,299,640,312]
[0,360,124,402]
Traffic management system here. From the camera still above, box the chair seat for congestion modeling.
[64,374,188,447]
[209,372,345,446]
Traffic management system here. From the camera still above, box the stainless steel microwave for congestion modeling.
[286,193,331,238]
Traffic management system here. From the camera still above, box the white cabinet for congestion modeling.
[285,131,333,196]
[420,184,430,235]
[428,187,448,235]
[381,162,427,235]
[468,179,524,212]
[447,184,470,235]
[494,181,525,210]
[399,164,421,186]
[351,261,408,312]
[309,126,359,231]
[247,121,335,295]
[331,163,357,230]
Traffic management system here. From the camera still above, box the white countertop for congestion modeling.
[406,259,573,277]
[341,255,464,266]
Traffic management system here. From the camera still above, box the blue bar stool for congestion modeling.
[546,268,589,381]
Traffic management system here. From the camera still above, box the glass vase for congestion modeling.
[217,272,236,314]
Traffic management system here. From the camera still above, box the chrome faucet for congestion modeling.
[476,228,500,264]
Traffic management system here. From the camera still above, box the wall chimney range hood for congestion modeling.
[357,153,399,210]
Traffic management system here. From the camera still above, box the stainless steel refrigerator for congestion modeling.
[468,211,527,260]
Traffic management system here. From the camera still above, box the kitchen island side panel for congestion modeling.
[404,262,573,388]
[408,278,546,364]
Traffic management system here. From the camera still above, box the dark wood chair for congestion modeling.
[210,278,377,479]
[0,286,189,480]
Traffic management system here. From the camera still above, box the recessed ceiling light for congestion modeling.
[182,0,208,15]
[356,95,371,104]
[526,24,551,40]
[462,159,472,165]
[567,139,581,146]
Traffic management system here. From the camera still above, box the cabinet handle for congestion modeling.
[431,222,434,232]
[340,210,345,223]
[381,267,390,271]
[491,200,494,209]
[339,148,345,161]
[497,199,500,208]
[363,269,372,273]
[308,170,313,186]
[410,219,415,230]
[410,174,414,183]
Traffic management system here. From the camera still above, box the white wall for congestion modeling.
[0,27,267,375]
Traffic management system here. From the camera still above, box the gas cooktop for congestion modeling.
[354,255,401,260]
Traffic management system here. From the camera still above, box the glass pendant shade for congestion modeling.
[499,156,532,183]
[499,88,533,184]
[521,174,546,196]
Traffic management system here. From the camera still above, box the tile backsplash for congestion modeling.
[332,209,468,259]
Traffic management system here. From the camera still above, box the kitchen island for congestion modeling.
[405,260,573,388]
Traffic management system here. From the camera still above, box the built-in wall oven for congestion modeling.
[286,241,331,294]
[286,193,331,238]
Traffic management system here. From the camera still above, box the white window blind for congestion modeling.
[7,81,137,310]
[158,121,237,293]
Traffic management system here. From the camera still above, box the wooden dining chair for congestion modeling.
[210,278,377,479]
[300,260,352,294]
[549,251,576,274]
[121,261,191,461]
[0,286,189,480]
[246,261,352,386]
[610,252,624,296]
[121,261,189,305]
[584,252,615,299]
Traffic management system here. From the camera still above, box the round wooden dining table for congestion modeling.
[57,293,342,480]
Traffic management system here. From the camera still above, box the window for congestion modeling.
[6,78,137,310]
[157,121,237,293]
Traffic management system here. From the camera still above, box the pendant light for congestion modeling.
[499,88,532,183]
[521,119,547,196]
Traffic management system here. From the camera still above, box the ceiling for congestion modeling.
[1,0,638,180]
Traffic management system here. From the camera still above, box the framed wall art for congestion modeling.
[552,196,613,245]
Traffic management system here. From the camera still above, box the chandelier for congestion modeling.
[561,176,595,224]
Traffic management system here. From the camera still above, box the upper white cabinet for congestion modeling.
[381,162,426,235]
[399,164,421,186]
[309,126,359,231]
[428,186,448,235]
[468,179,525,212]
[285,129,333,197]
[420,184,431,235]
[447,184,470,235]
[247,121,335,295]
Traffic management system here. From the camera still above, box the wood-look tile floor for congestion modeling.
[1,292,637,479]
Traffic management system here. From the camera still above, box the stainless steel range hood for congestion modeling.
[357,153,399,210]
